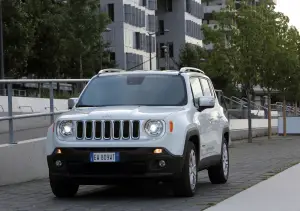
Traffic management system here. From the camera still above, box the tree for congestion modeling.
[255,1,284,139]
[61,0,111,78]
[202,0,263,142]
[24,0,67,78]
[179,44,238,96]
[2,0,113,79]
[2,0,35,77]
[274,25,300,136]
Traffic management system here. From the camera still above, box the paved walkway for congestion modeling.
[0,136,300,211]
[205,163,300,211]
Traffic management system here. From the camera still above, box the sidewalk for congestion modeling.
[205,163,300,211]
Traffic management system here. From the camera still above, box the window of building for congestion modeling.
[148,0,157,10]
[146,35,150,52]
[159,20,165,35]
[166,0,172,12]
[124,4,130,23]
[148,15,156,32]
[109,52,116,62]
[168,42,174,58]
[135,32,141,49]
[107,4,114,22]
[142,0,147,6]
[186,0,191,13]
[151,37,156,53]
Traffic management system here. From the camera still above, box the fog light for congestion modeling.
[154,148,163,154]
[55,160,63,167]
[55,148,62,154]
[158,160,166,167]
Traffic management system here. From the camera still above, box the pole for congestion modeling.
[0,0,5,95]
[149,35,152,70]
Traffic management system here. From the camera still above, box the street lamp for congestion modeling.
[99,27,111,70]
[147,29,169,70]
[0,0,5,95]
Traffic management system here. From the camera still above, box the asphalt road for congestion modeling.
[0,136,299,211]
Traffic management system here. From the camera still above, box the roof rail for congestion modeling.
[179,67,205,74]
[98,68,124,74]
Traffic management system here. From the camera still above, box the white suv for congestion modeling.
[46,67,230,198]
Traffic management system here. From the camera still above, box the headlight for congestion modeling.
[144,120,164,137]
[58,120,74,136]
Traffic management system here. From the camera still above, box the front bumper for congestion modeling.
[47,147,184,185]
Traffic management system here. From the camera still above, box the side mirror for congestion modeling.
[198,96,215,109]
[68,98,78,110]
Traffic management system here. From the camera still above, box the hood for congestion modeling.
[58,106,185,121]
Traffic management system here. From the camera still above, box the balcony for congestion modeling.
[203,5,225,14]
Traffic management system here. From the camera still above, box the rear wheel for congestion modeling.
[50,176,79,198]
[208,138,229,184]
[172,141,198,197]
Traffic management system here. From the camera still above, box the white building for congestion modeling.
[155,0,203,69]
[101,0,157,70]
[101,0,204,70]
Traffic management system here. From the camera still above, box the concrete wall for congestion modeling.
[0,138,48,185]
[0,118,278,186]
[0,96,68,113]
[278,116,300,135]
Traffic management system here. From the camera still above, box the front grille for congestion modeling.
[75,120,140,140]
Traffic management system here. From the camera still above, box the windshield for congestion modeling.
[76,74,187,107]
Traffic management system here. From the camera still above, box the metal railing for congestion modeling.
[18,105,34,113]
[0,79,89,144]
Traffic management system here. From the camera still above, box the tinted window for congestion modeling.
[200,78,212,96]
[77,74,187,107]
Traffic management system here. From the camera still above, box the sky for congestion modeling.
[275,0,300,30]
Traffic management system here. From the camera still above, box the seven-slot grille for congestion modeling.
[75,120,140,140]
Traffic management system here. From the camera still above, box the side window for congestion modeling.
[200,78,213,96]
[190,77,203,105]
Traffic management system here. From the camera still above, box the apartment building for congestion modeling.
[155,0,203,69]
[101,0,157,70]
[101,0,204,70]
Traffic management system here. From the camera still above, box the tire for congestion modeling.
[50,176,79,198]
[172,141,198,197]
[208,138,229,184]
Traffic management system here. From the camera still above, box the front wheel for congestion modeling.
[50,176,79,198]
[208,138,229,184]
[172,141,198,197]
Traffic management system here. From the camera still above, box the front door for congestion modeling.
[189,77,214,160]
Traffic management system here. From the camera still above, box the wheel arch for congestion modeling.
[222,127,230,145]
[183,128,200,163]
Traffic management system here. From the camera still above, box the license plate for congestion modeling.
[90,152,120,162]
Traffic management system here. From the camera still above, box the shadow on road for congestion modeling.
[52,181,218,201]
